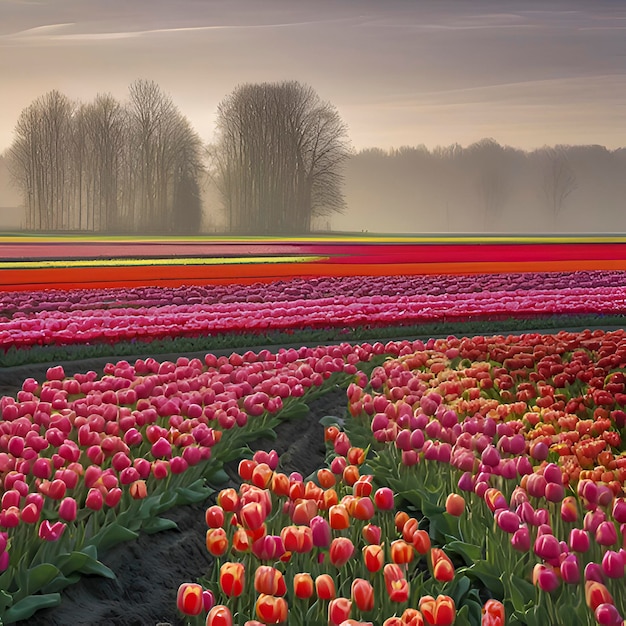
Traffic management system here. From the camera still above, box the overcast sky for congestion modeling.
[1,0,625,153]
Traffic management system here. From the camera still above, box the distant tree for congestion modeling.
[540,146,577,226]
[213,81,351,234]
[467,139,511,230]
[8,90,74,230]
[8,81,204,233]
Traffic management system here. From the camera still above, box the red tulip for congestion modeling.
[219,562,245,597]
[482,598,505,626]
[363,544,384,573]
[254,565,286,596]
[391,539,414,565]
[328,597,352,626]
[315,573,336,600]
[255,594,288,624]
[329,537,355,567]
[176,582,203,616]
[419,595,455,626]
[351,578,374,612]
[384,563,410,603]
[205,528,229,557]
[206,605,233,626]
[293,572,314,599]
[431,548,455,582]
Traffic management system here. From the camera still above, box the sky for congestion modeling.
[1,0,625,154]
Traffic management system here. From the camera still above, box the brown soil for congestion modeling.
[0,358,348,626]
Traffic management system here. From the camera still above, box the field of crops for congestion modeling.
[0,235,625,626]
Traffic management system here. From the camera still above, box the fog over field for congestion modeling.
[1,0,624,233]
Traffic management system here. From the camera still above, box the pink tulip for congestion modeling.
[39,520,66,541]
[602,550,625,579]
[560,553,580,584]
[596,522,618,547]
[58,497,77,522]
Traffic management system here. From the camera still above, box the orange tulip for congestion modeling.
[391,539,414,565]
[206,605,233,626]
[329,504,350,530]
[251,463,273,489]
[254,565,287,596]
[401,608,425,626]
[219,562,245,597]
[129,480,147,499]
[351,497,375,521]
[329,537,355,567]
[217,488,239,512]
[325,425,340,442]
[351,578,374,612]
[402,517,419,542]
[232,527,250,552]
[205,528,229,557]
[445,493,465,517]
[343,464,360,486]
[291,498,318,525]
[176,582,203,616]
[271,472,290,497]
[383,619,403,626]
[482,598,505,626]
[419,595,455,626]
[395,511,410,532]
[430,548,455,582]
[293,572,314,599]
[347,446,366,465]
[305,480,323,501]
[585,580,614,612]
[328,597,352,625]
[318,488,339,510]
[281,525,313,553]
[255,594,288,624]
[317,468,336,488]
[315,573,336,600]
[363,544,384,573]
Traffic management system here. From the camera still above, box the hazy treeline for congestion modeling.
[337,140,626,233]
[211,81,350,234]
[7,80,203,233]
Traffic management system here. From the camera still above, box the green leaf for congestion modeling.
[88,522,139,552]
[55,551,89,576]
[175,485,212,505]
[41,573,81,594]
[319,415,344,427]
[459,562,505,598]
[3,593,62,622]
[77,557,116,579]
[279,401,310,420]
[452,604,473,626]
[0,589,13,611]
[506,573,535,613]
[24,563,60,595]
[444,540,483,565]
[141,516,178,534]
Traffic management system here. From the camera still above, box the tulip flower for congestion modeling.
[362,523,381,545]
[594,603,623,626]
[176,582,203,616]
[293,572,314,599]
[560,553,581,585]
[206,605,233,626]
[445,493,465,517]
[601,550,625,579]
[351,578,374,612]
[281,525,313,554]
[384,563,410,603]
[206,528,229,557]
[374,487,395,510]
[240,501,266,531]
[412,529,431,555]
[254,565,287,596]
[596,522,618,547]
[352,497,375,521]
[58,496,77,522]
[329,597,353,625]
[363,544,384,573]
[431,548,455,582]
[256,594,288,624]
[330,537,355,567]
[532,563,560,593]
[569,528,590,553]
[217,488,239,513]
[401,608,425,626]
[219,562,245,597]
[38,520,66,542]
[482,599,505,626]
[330,504,351,530]
[419,595,456,626]
[585,580,614,612]
[252,534,285,561]
[316,573,336,600]
[129,479,147,500]
[205,505,225,528]
[391,539,414,565]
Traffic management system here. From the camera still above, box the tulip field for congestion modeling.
[1,235,626,626]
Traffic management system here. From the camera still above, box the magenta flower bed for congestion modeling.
[2,271,626,351]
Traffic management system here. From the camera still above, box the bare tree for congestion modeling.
[213,81,351,234]
[540,146,577,226]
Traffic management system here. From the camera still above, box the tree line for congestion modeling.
[7,80,351,234]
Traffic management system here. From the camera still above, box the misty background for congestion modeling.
[1,0,625,234]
